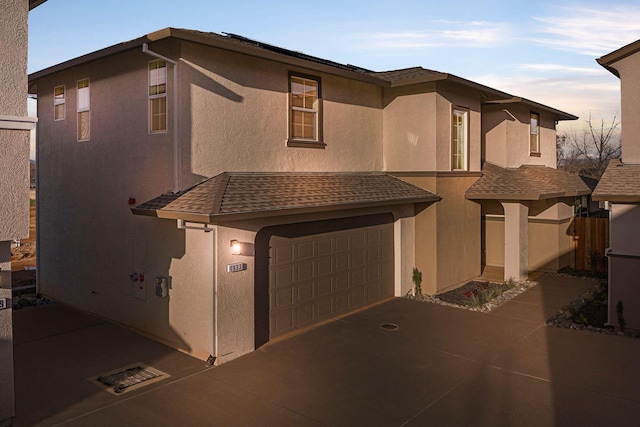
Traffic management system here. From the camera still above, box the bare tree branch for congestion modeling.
[557,113,621,179]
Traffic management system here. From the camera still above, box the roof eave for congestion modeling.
[29,0,47,10]
[28,30,170,93]
[597,39,640,77]
[29,27,387,90]
[465,193,539,201]
[592,194,640,203]
[483,97,578,121]
[132,196,440,224]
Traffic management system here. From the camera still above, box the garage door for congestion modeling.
[269,223,394,338]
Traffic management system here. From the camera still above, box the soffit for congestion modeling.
[132,172,440,223]
[29,0,47,10]
[465,162,591,201]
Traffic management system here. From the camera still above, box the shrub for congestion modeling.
[412,267,423,297]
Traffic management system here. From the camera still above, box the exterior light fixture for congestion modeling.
[230,240,242,255]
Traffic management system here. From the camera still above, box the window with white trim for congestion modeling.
[530,112,540,154]
[54,85,65,121]
[149,60,167,133]
[289,74,322,146]
[77,79,90,141]
[452,108,469,170]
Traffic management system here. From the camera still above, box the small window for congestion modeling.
[530,112,540,154]
[77,79,90,141]
[54,85,65,121]
[149,60,167,133]
[452,108,469,171]
[288,74,322,147]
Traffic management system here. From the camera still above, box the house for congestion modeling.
[1,1,47,424]
[594,40,640,331]
[28,28,589,364]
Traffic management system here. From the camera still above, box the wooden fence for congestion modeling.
[570,216,609,273]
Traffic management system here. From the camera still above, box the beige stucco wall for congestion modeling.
[482,198,574,273]
[482,104,557,168]
[396,174,481,294]
[181,41,383,187]
[1,1,30,423]
[607,203,640,330]
[0,0,30,242]
[382,84,438,171]
[383,82,481,173]
[33,40,423,362]
[612,53,640,163]
[35,43,217,360]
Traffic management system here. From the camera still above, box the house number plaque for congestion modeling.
[0,298,8,310]
[226,263,247,273]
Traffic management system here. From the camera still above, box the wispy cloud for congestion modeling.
[531,5,640,56]
[351,20,513,50]
[518,63,606,76]
[472,71,620,130]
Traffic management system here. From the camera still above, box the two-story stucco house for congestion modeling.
[28,28,588,364]
[594,40,640,331]
[1,1,46,424]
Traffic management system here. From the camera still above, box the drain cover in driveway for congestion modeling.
[93,364,169,395]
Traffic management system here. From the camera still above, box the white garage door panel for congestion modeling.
[269,223,394,338]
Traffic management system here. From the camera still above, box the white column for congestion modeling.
[394,215,415,296]
[501,201,529,282]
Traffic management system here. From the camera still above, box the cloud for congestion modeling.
[471,70,620,131]
[351,20,513,50]
[531,5,640,56]
[518,63,606,76]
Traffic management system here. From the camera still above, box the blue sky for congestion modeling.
[28,0,640,135]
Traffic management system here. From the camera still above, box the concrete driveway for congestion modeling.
[12,274,640,426]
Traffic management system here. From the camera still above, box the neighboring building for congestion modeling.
[594,40,640,331]
[1,1,46,425]
[28,28,588,364]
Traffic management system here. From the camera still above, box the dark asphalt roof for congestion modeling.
[465,162,591,200]
[592,160,640,202]
[133,172,440,223]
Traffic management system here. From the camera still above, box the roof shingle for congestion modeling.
[465,163,591,200]
[592,160,640,202]
[133,172,440,223]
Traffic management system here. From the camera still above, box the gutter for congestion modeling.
[142,43,181,194]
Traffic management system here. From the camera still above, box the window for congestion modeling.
[530,112,540,154]
[54,85,65,120]
[452,108,468,170]
[289,74,322,146]
[77,79,90,141]
[149,60,167,133]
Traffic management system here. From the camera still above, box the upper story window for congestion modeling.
[149,60,167,133]
[452,107,469,171]
[530,112,540,154]
[54,85,65,121]
[77,79,90,141]
[288,74,323,148]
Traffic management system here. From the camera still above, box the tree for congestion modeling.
[558,114,621,179]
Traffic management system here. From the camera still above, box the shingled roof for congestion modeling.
[465,163,591,200]
[132,172,440,223]
[592,160,640,202]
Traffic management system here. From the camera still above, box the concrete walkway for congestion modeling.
[11,274,640,426]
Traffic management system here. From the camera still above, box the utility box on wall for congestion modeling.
[155,276,168,298]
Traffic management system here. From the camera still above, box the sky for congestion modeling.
[27,0,640,143]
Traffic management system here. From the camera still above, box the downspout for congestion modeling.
[142,43,180,193]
